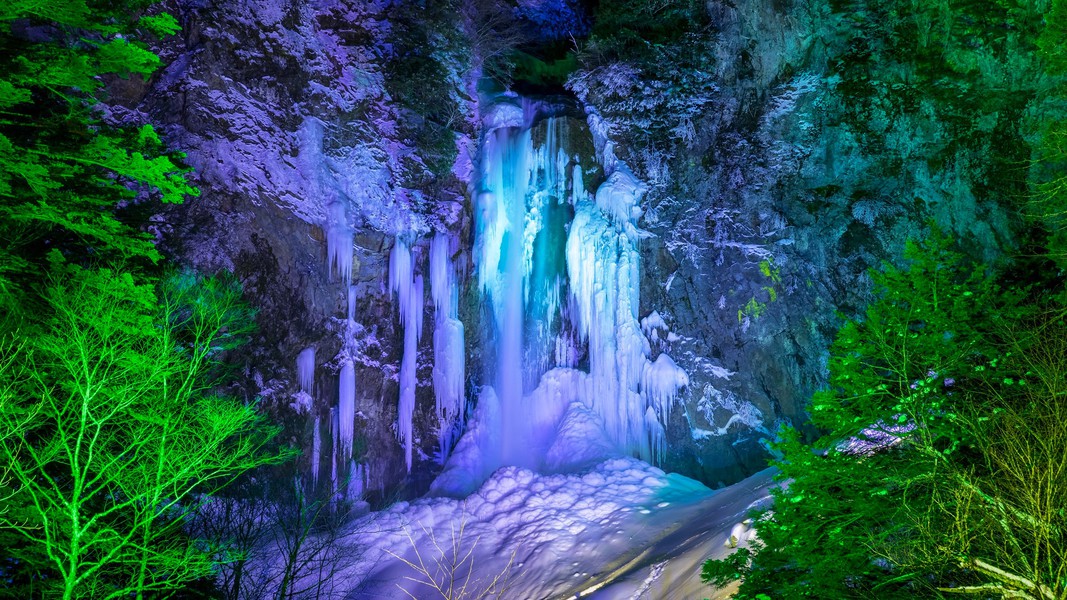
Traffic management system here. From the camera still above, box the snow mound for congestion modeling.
[313,457,718,599]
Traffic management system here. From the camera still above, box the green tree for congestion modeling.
[0,0,195,313]
[703,231,1028,597]
[0,258,294,599]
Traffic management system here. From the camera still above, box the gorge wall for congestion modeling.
[116,0,1031,500]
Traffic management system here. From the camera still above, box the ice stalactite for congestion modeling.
[566,163,689,463]
[338,361,356,459]
[312,415,321,487]
[430,233,466,463]
[330,407,338,497]
[297,347,319,482]
[337,285,358,461]
[297,347,316,394]
[326,200,354,284]
[390,238,424,472]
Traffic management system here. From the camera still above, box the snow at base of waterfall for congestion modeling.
[263,455,775,600]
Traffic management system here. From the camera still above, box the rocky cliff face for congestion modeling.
[126,0,476,501]
[120,0,1031,498]
[569,0,1031,485]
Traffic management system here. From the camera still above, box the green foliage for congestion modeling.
[1025,0,1067,263]
[0,0,197,310]
[738,260,783,323]
[0,258,293,599]
[759,259,781,284]
[705,230,1032,597]
[0,3,295,598]
[738,296,768,323]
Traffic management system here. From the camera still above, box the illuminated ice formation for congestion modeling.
[430,233,466,462]
[326,200,354,284]
[453,99,688,488]
[297,346,316,394]
[390,238,424,472]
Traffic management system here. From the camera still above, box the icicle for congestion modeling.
[429,234,452,316]
[297,347,316,394]
[330,407,338,497]
[338,360,356,459]
[430,233,466,463]
[336,285,358,461]
[311,415,321,486]
[327,201,354,284]
[642,354,689,423]
[391,238,424,472]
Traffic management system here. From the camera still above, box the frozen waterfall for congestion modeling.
[433,98,688,493]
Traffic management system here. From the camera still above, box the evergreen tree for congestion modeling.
[0,0,195,315]
[702,230,1038,597]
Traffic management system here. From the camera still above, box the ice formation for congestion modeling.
[390,238,424,472]
[297,346,316,394]
[337,360,356,458]
[337,286,358,461]
[454,98,689,485]
[429,233,466,462]
[311,415,321,486]
[326,200,354,284]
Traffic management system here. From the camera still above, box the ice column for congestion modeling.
[474,107,575,466]
[297,347,316,394]
[565,164,689,463]
[468,100,688,469]
[390,238,424,472]
[430,233,466,463]
[337,285,358,460]
[297,347,320,483]
[311,415,321,486]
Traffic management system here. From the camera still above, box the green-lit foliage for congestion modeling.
[0,257,294,599]
[0,3,295,597]
[0,0,197,310]
[1027,0,1067,262]
[703,230,1041,597]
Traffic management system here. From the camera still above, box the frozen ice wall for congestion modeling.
[451,97,689,489]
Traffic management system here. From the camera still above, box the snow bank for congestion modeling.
[293,457,729,600]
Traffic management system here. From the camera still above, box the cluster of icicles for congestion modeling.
[301,99,689,499]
